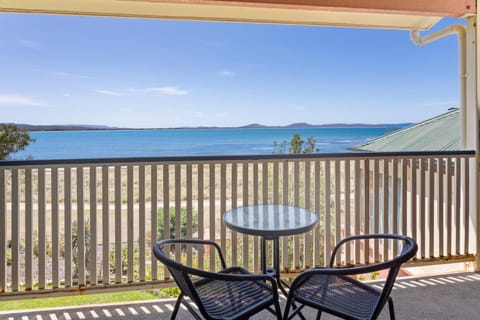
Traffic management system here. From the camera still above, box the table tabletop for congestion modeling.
[223,204,318,239]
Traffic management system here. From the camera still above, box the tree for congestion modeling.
[273,133,319,154]
[0,124,34,160]
[289,133,304,154]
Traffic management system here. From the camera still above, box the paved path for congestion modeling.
[2,273,480,320]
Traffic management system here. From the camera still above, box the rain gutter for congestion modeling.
[410,24,466,148]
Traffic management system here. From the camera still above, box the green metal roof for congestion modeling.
[351,108,460,152]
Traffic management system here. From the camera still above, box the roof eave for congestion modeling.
[1,0,474,30]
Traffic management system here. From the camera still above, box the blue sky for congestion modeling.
[0,14,462,128]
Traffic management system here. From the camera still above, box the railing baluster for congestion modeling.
[102,165,110,285]
[344,160,351,263]
[273,161,279,204]
[127,165,134,283]
[411,158,417,248]
[209,163,216,271]
[11,169,19,292]
[150,165,158,280]
[354,159,361,264]
[64,167,72,287]
[89,166,97,285]
[174,164,181,264]
[428,158,434,258]
[282,161,288,270]
[419,158,426,258]
[198,164,205,269]
[219,163,226,257]
[262,161,268,274]
[262,161,269,272]
[231,163,237,266]
[373,159,379,262]
[293,160,300,270]
[455,157,461,255]
[253,162,259,273]
[363,159,370,262]
[334,160,341,248]
[438,158,444,257]
[401,158,408,237]
[163,164,171,275]
[38,168,46,289]
[187,163,194,266]
[0,169,5,292]
[242,162,249,270]
[391,159,397,257]
[139,164,146,281]
[446,158,452,256]
[325,160,331,265]
[463,157,470,254]
[382,159,388,260]
[52,167,59,288]
[304,160,311,268]
[25,168,33,290]
[114,166,122,284]
[77,167,85,287]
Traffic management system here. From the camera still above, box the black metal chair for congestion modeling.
[283,234,417,320]
[153,238,282,320]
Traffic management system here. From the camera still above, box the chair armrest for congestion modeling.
[155,238,227,269]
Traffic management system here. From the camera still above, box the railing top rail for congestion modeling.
[0,150,475,167]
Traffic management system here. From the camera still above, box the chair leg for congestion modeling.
[316,310,322,320]
[274,300,283,320]
[283,296,293,320]
[170,294,183,320]
[388,297,395,320]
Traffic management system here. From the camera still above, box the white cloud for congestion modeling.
[0,94,44,106]
[218,70,235,77]
[148,87,189,96]
[129,86,189,96]
[95,86,189,97]
[18,39,41,49]
[94,89,124,96]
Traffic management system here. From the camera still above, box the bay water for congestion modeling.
[12,127,397,160]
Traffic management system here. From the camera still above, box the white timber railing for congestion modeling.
[0,151,476,299]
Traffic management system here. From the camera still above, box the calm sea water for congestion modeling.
[12,127,397,160]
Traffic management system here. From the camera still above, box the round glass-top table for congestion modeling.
[223,204,318,239]
[223,204,318,294]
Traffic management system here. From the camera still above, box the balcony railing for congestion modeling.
[0,150,476,299]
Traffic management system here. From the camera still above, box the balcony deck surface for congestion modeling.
[2,272,479,320]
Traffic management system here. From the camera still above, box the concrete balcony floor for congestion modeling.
[2,272,480,320]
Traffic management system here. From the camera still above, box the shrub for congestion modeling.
[157,208,198,240]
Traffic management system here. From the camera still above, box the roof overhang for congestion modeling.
[0,0,476,30]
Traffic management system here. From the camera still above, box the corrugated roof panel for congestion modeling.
[351,109,461,152]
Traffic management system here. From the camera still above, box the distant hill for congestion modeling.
[9,122,412,131]
[240,123,269,129]
[13,124,125,131]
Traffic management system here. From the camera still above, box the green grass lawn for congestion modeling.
[0,290,174,312]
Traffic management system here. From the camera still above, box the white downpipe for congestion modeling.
[410,24,467,149]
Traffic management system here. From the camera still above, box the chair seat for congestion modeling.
[196,273,275,320]
[293,273,381,320]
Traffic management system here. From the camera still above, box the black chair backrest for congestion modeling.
[152,240,202,303]
[329,234,417,319]
[153,238,228,314]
